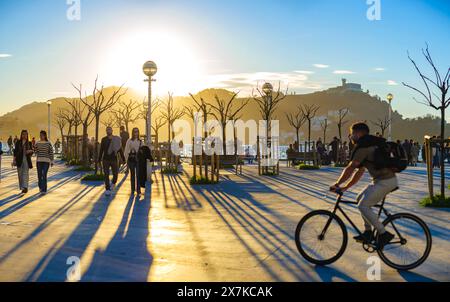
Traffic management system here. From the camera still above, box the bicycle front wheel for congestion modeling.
[295,210,348,266]
[377,213,432,271]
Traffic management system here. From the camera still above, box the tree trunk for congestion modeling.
[204,114,208,181]
[308,121,311,152]
[222,121,226,155]
[82,123,88,166]
[440,107,445,198]
[95,117,100,175]
[74,125,79,161]
[296,129,300,152]
[338,124,342,142]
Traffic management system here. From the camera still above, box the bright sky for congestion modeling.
[0,0,449,118]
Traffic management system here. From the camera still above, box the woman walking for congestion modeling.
[124,127,142,195]
[13,130,34,194]
[35,130,54,194]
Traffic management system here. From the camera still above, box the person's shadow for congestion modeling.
[81,194,153,281]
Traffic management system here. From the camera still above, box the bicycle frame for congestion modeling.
[320,192,404,246]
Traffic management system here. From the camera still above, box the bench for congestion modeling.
[286,151,320,167]
[192,154,243,175]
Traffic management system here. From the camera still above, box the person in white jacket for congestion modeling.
[124,127,142,195]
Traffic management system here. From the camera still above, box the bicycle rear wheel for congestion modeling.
[295,210,348,265]
[377,213,432,270]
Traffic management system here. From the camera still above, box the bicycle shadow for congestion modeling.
[398,270,438,282]
[314,265,357,282]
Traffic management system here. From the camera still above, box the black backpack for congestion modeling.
[351,135,408,173]
[373,141,408,173]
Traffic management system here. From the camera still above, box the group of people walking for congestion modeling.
[11,130,54,194]
[5,125,153,197]
[98,126,153,196]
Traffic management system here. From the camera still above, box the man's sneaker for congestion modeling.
[105,190,111,196]
[377,231,395,248]
[353,230,373,243]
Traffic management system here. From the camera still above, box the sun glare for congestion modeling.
[99,30,207,97]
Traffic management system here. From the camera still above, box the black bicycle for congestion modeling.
[295,187,432,270]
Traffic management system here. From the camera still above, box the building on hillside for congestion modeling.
[326,78,363,94]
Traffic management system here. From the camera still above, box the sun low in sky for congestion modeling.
[0,0,449,118]
[99,30,208,96]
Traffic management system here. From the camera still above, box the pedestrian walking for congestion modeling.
[124,127,142,195]
[35,130,54,194]
[13,130,34,194]
[98,126,125,196]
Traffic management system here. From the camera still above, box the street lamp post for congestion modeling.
[387,93,394,141]
[47,100,52,141]
[143,61,158,181]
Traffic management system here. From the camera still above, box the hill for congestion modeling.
[0,82,448,144]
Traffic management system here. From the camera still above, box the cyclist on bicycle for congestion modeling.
[330,122,397,247]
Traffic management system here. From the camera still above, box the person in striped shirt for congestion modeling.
[35,130,54,194]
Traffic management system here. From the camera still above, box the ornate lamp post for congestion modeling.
[143,61,157,181]
[47,100,52,141]
[387,93,394,141]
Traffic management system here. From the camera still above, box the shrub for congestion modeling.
[261,171,278,176]
[420,195,450,208]
[190,176,218,185]
[74,166,94,172]
[161,167,180,174]
[66,159,83,166]
[81,174,105,182]
[298,164,320,170]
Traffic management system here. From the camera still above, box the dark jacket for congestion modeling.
[13,140,33,169]
[138,145,154,188]
[98,136,125,162]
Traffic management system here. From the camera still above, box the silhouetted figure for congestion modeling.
[124,127,142,195]
[329,137,339,163]
[35,130,54,194]
[13,130,34,194]
[99,127,125,196]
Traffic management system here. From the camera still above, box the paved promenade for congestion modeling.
[0,155,449,282]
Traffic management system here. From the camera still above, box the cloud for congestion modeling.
[333,70,356,74]
[313,64,329,69]
[374,67,385,71]
[203,71,323,94]
[0,54,12,58]
[294,70,315,74]
[387,80,398,86]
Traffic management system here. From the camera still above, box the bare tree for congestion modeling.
[286,107,306,151]
[80,77,127,173]
[253,82,288,137]
[334,108,350,142]
[151,116,167,144]
[139,97,161,142]
[371,116,391,138]
[160,92,185,142]
[54,108,69,154]
[113,99,141,132]
[320,118,329,145]
[71,83,95,165]
[403,44,450,198]
[301,104,320,152]
[189,93,213,180]
[209,91,249,154]
[65,98,83,160]
[101,116,115,128]
[54,109,68,141]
